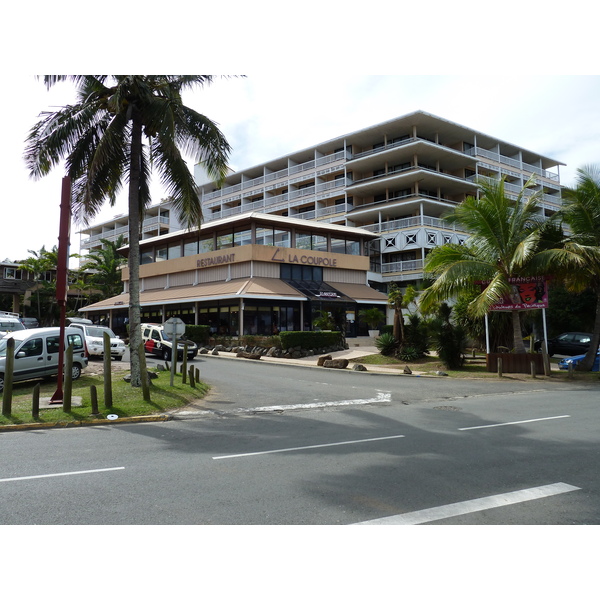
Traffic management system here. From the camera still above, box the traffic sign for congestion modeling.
[163,317,186,336]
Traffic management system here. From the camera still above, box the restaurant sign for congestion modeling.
[478,276,549,311]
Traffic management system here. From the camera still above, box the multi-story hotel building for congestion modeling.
[196,110,564,290]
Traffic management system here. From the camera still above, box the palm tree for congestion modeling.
[419,176,550,354]
[24,76,232,386]
[388,283,418,345]
[542,165,600,370]
[82,235,128,299]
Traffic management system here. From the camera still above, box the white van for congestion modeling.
[0,327,88,392]
[67,320,126,361]
[0,311,26,338]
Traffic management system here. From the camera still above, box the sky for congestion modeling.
[2,74,599,265]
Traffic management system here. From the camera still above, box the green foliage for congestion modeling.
[537,284,597,336]
[312,310,336,331]
[358,307,385,329]
[375,332,398,356]
[430,303,467,369]
[398,345,421,361]
[184,325,211,345]
[280,331,343,350]
[403,313,429,357]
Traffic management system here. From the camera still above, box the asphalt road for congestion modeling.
[1,356,599,525]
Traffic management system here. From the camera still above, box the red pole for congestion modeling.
[50,177,72,403]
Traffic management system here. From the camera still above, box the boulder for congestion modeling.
[317,354,332,366]
[352,363,367,371]
[236,351,261,360]
[403,365,412,375]
[323,358,349,369]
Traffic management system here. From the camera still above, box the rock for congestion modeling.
[352,363,367,371]
[123,372,158,384]
[199,348,209,354]
[211,349,219,356]
[236,351,261,360]
[317,354,332,366]
[435,370,448,376]
[403,365,412,374]
[323,358,348,369]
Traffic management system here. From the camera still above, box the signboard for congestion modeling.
[478,276,549,311]
[163,317,186,336]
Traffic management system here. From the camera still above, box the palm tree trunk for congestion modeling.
[127,109,143,387]
[511,309,526,353]
[577,292,600,371]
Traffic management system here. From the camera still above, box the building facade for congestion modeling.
[80,213,388,337]
[196,110,564,289]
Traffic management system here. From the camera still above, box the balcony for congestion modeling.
[381,259,424,274]
[361,215,467,234]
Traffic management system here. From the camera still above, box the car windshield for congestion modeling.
[0,339,7,356]
[86,327,118,338]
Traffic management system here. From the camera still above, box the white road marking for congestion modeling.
[458,415,570,431]
[0,467,125,483]
[353,482,581,525]
[233,391,392,413]
[213,433,405,460]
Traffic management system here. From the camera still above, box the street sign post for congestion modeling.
[164,318,186,386]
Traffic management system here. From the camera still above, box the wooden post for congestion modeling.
[2,337,14,416]
[138,343,151,402]
[90,385,100,415]
[182,349,188,385]
[63,344,73,412]
[32,383,40,418]
[103,332,112,406]
[188,367,195,389]
[530,361,536,379]
[497,357,503,378]
[568,362,574,380]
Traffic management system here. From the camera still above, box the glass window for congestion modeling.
[216,232,233,250]
[312,235,327,252]
[331,238,346,254]
[156,246,168,262]
[274,229,290,247]
[141,250,154,264]
[19,338,43,357]
[256,227,274,246]
[234,228,252,246]
[168,243,182,260]
[183,240,199,256]
[295,232,311,250]
[46,335,61,354]
[199,237,214,253]
[347,240,360,255]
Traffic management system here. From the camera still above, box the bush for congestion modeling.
[185,325,211,345]
[279,330,343,350]
[375,332,398,356]
[430,303,467,369]
[398,345,421,361]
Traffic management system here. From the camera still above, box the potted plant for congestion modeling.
[359,307,385,337]
[312,310,336,331]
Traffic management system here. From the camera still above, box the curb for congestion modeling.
[0,414,172,433]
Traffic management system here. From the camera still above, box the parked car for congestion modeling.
[20,317,39,329]
[68,321,126,361]
[0,327,88,392]
[141,323,197,361]
[535,332,592,357]
[558,349,600,372]
[0,311,26,338]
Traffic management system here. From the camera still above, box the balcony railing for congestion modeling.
[361,215,467,234]
[381,259,424,274]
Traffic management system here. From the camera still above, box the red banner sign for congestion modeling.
[479,276,549,311]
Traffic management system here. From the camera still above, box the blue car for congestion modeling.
[558,349,600,372]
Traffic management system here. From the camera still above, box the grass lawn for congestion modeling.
[350,352,600,382]
[0,368,209,426]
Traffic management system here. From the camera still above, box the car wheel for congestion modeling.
[71,364,82,380]
[162,348,171,361]
[114,356,123,362]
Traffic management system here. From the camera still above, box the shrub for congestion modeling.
[279,330,343,350]
[398,345,420,361]
[430,303,467,369]
[375,332,398,356]
[185,325,211,345]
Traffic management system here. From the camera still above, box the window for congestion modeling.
[234,228,252,246]
[281,264,323,282]
[331,238,346,254]
[141,250,154,265]
[405,233,417,245]
[427,232,437,245]
[198,237,215,253]
[216,232,233,249]
[19,338,43,357]
[4,267,20,280]
[156,247,168,262]
[184,240,199,256]
[168,243,182,260]
[46,336,61,354]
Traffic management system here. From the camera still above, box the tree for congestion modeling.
[24,76,232,386]
[541,165,600,370]
[419,176,551,354]
[82,235,127,299]
[388,283,418,345]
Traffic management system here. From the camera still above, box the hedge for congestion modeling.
[184,324,211,345]
[279,330,343,350]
